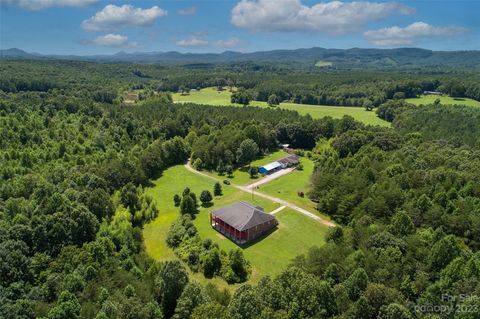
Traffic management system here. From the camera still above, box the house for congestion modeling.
[210,201,278,244]
[259,154,300,173]
[258,161,282,174]
[278,154,300,168]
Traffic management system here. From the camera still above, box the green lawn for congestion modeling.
[143,164,329,284]
[194,207,329,282]
[259,157,331,221]
[143,165,278,262]
[173,87,389,126]
[204,149,288,186]
[406,95,480,107]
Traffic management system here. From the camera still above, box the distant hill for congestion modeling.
[1,47,479,69]
[0,48,39,59]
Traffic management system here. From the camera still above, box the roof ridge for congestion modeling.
[213,201,274,231]
[239,201,256,209]
[238,201,264,230]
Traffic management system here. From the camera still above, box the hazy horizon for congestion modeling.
[1,0,478,55]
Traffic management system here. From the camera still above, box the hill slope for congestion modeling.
[2,47,479,69]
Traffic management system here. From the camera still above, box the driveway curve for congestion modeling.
[184,161,336,227]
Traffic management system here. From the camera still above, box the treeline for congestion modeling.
[167,214,250,284]
[2,60,479,109]
[302,103,480,318]
[377,100,480,147]
[0,78,60,93]
[0,89,195,317]
[394,104,480,147]
[187,106,365,170]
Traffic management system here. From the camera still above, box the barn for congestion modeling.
[210,201,278,244]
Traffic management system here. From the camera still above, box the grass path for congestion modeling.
[173,87,389,126]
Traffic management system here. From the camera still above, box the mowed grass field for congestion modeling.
[406,95,480,107]
[259,157,330,221]
[143,164,329,284]
[204,149,288,186]
[173,87,389,126]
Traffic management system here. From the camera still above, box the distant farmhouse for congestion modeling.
[258,154,300,175]
[423,90,444,95]
[210,201,278,244]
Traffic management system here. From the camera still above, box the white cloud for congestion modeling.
[82,33,135,47]
[364,22,467,46]
[0,0,97,10]
[176,35,209,47]
[81,4,167,32]
[215,37,242,48]
[231,0,414,34]
[177,6,196,16]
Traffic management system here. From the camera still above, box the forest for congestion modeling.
[0,59,479,319]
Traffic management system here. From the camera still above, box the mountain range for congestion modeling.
[1,47,479,69]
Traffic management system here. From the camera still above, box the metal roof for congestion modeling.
[260,161,282,172]
[212,201,276,231]
[278,154,300,164]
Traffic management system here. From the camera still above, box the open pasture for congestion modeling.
[173,87,389,126]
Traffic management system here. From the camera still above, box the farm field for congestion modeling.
[173,87,389,126]
[204,149,288,186]
[143,164,329,284]
[406,94,480,107]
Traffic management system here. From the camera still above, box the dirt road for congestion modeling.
[184,161,335,227]
[245,167,295,188]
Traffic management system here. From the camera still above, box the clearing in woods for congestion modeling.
[406,94,480,107]
[142,164,330,286]
[202,149,288,186]
[173,87,389,126]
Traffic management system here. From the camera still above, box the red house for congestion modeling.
[210,201,278,245]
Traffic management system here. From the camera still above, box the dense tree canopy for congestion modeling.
[1,59,479,319]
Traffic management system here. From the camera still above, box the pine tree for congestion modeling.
[214,182,222,196]
[200,190,213,206]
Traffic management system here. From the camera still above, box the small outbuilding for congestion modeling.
[210,201,278,244]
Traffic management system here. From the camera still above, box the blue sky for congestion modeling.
[0,0,478,55]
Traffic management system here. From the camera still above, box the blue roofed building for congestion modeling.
[258,161,282,174]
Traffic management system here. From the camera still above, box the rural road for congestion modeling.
[245,167,295,188]
[184,161,336,227]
